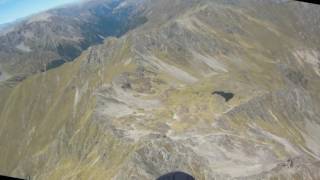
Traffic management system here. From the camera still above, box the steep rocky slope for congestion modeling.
[0,0,146,81]
[1,0,320,179]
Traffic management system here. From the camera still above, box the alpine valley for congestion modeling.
[0,0,320,179]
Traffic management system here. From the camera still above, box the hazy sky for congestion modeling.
[0,0,79,24]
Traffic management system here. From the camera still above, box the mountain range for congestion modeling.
[0,0,320,179]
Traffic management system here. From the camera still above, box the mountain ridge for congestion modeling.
[0,0,147,82]
[0,0,320,179]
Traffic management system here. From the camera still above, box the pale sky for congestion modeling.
[0,0,79,24]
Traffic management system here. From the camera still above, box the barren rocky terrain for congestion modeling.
[0,0,320,179]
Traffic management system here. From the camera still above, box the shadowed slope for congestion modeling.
[0,0,147,81]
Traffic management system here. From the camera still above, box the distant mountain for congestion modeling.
[0,24,6,29]
[0,0,147,81]
[1,0,320,179]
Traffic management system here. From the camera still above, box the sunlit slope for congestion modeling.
[0,0,320,179]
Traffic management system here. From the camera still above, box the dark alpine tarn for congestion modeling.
[212,91,234,102]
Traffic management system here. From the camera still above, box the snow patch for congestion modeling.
[27,13,52,24]
[192,51,228,74]
[138,52,198,83]
[16,42,32,52]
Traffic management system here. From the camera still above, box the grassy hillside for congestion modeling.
[0,0,320,179]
